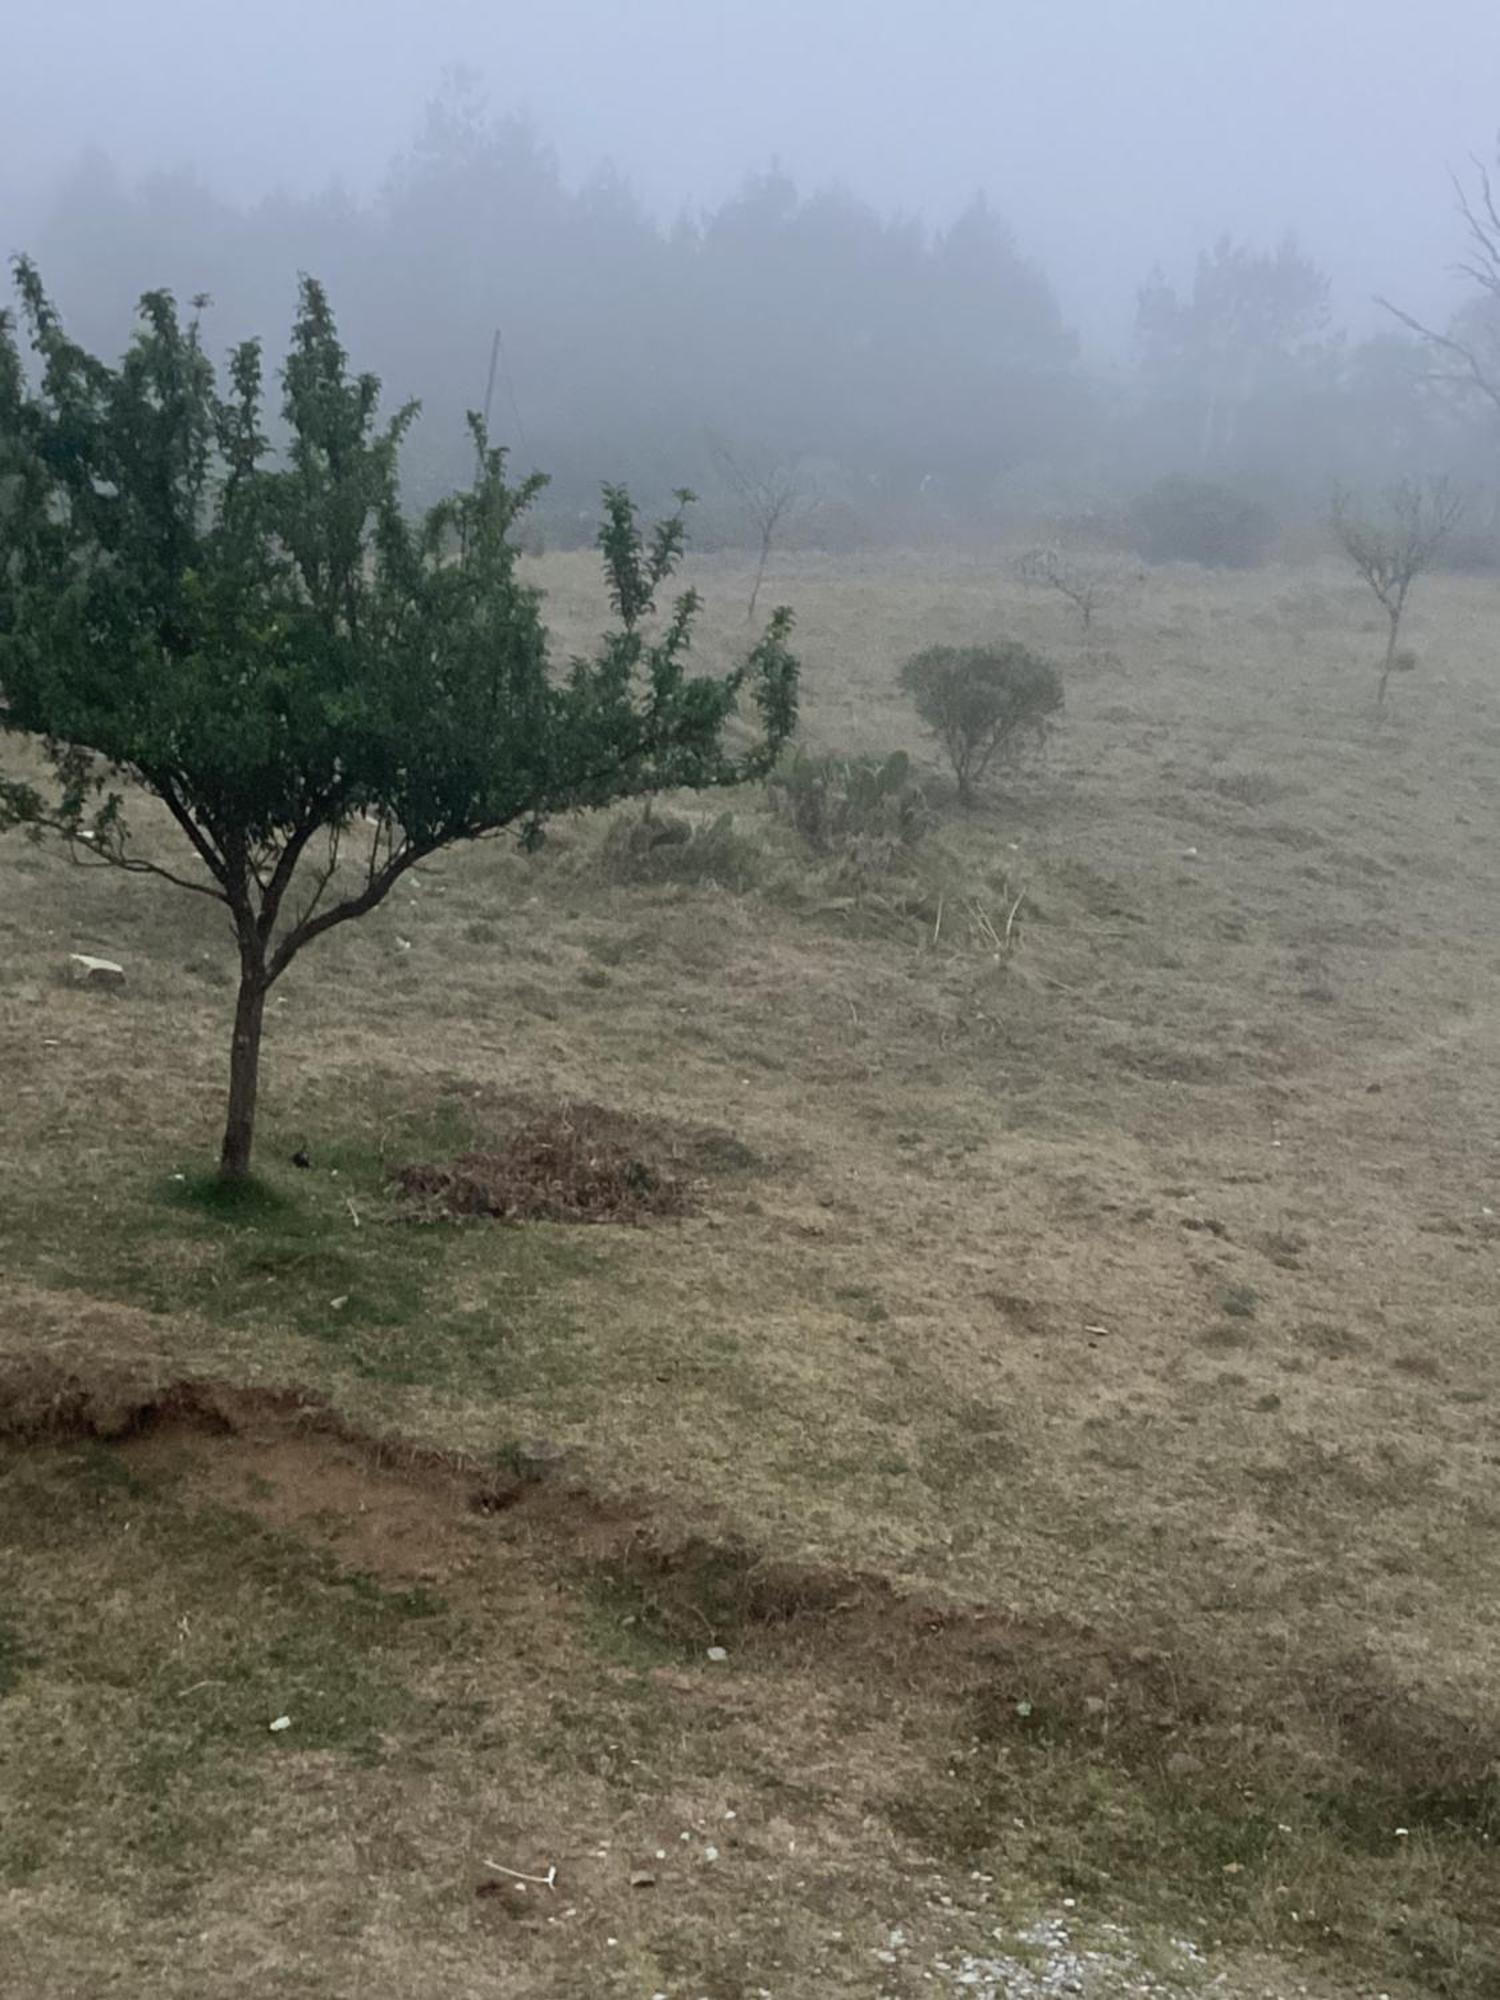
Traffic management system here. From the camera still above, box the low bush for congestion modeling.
[897,643,1063,804]
[1131,476,1277,568]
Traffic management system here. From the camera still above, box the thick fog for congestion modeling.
[4,0,1499,539]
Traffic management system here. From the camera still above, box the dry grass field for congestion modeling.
[2,546,1498,1997]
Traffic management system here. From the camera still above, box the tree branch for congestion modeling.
[256,808,337,944]
[154,779,231,889]
[62,837,229,902]
[284,825,343,939]
[266,837,427,982]
[1376,298,1500,418]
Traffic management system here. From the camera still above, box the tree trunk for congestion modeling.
[220,962,267,1183]
[1377,610,1401,710]
[747,529,772,624]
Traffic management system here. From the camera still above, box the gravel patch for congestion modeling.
[931,1915,1208,1996]
[865,1908,1341,2000]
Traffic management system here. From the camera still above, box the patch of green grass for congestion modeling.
[830,1281,890,1325]
[0,1609,30,1696]
[0,1449,449,1892]
[160,1170,297,1223]
[0,1080,623,1399]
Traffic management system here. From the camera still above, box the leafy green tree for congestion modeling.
[0,267,798,1181]
[898,643,1062,805]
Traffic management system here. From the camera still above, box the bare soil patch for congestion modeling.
[10,1361,1498,1863]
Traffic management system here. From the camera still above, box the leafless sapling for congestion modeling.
[1330,479,1462,707]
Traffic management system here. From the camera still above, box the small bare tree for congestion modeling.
[1016,544,1130,631]
[711,440,809,622]
[1330,479,1462,707]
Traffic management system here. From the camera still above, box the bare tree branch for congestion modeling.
[1377,297,1500,419]
[1377,151,1500,420]
[711,438,810,622]
[284,825,344,939]
[154,779,232,889]
[267,837,428,981]
[57,833,229,902]
[1330,477,1463,707]
[1016,545,1134,631]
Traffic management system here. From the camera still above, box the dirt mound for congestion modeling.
[395,1099,751,1224]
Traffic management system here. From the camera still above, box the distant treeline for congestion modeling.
[13,80,1497,549]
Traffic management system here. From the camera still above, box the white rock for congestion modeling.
[67,953,125,989]
[706,1645,729,1662]
[269,1714,291,1732]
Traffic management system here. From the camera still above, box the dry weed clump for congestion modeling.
[395,1099,753,1224]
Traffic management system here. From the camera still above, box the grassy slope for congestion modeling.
[2,549,1498,1996]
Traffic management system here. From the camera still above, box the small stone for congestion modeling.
[629,1869,657,1889]
[269,1715,291,1732]
[67,953,125,989]
[706,1645,729,1662]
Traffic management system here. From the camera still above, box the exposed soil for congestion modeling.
[6,1357,1495,1843]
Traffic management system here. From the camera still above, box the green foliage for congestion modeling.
[897,644,1062,804]
[766,749,930,864]
[0,268,798,1174]
[1130,476,1277,568]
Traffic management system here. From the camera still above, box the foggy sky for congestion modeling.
[2,0,1497,348]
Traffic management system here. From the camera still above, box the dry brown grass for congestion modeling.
[393,1097,751,1224]
[3,549,1500,1995]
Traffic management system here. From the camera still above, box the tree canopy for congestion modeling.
[0,265,798,1178]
